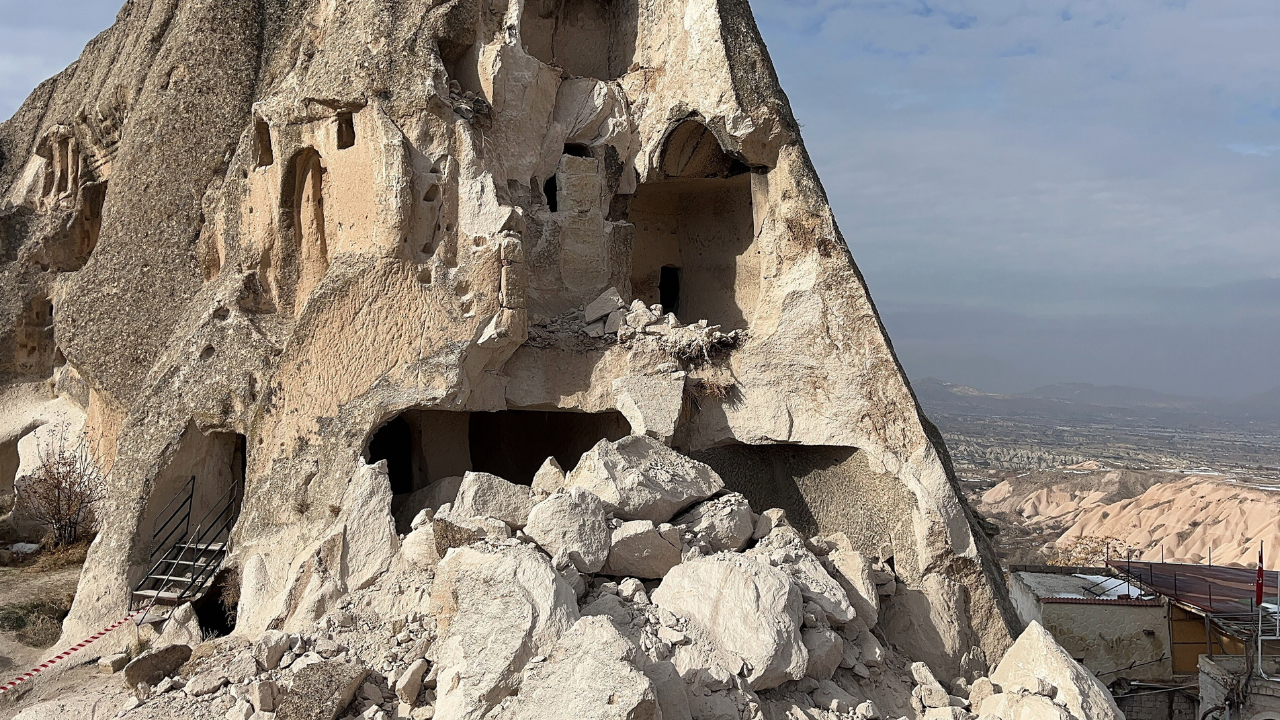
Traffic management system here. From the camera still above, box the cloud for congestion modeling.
[1,0,1277,396]
[751,0,1280,395]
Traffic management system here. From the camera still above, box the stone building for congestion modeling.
[1010,566,1172,682]
[0,0,1020,679]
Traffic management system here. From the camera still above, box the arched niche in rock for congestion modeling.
[519,0,638,80]
[628,120,760,331]
[269,148,330,316]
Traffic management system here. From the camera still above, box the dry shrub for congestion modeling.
[15,429,107,548]
[0,593,73,648]
[220,566,241,618]
[24,538,92,574]
[692,376,736,401]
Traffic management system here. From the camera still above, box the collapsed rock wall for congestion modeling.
[0,0,1020,674]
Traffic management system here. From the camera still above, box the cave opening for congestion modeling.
[365,408,631,533]
[336,113,355,150]
[254,118,274,167]
[543,175,558,213]
[628,120,759,330]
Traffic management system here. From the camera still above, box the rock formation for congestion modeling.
[0,0,1029,711]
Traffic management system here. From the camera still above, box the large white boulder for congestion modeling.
[600,520,682,579]
[508,616,661,720]
[978,692,1075,720]
[566,435,723,523]
[991,621,1124,720]
[525,487,611,573]
[428,543,580,720]
[651,554,807,690]
[748,526,855,626]
[673,493,754,552]
[452,471,537,529]
[823,534,880,627]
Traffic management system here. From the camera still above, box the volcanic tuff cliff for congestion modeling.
[0,0,1019,691]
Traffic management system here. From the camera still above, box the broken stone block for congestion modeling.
[584,287,625,323]
[508,616,660,720]
[532,456,566,495]
[801,626,843,680]
[254,630,292,671]
[968,677,997,710]
[525,487,611,573]
[673,492,754,552]
[748,526,855,626]
[123,644,191,689]
[990,622,1123,720]
[813,679,860,714]
[432,512,510,557]
[651,553,806,690]
[824,537,880,627]
[566,435,724,523]
[612,373,686,443]
[396,659,428,705]
[249,680,279,712]
[451,471,536,529]
[978,693,1073,720]
[752,508,788,539]
[428,544,577,719]
[600,520,682,579]
[914,683,951,709]
[99,653,129,674]
[186,672,228,697]
[604,309,625,334]
[584,319,606,337]
[273,658,368,720]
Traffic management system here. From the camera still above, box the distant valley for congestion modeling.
[913,377,1280,473]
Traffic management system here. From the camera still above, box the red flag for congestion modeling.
[1257,544,1265,607]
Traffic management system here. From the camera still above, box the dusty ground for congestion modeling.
[0,562,85,707]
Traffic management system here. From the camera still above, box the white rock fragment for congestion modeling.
[566,435,723,523]
[651,553,807,690]
[990,621,1124,720]
[600,520,682,579]
[584,287,625,323]
[673,492,754,552]
[525,487,611,573]
[451,471,536,529]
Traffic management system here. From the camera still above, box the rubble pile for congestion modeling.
[68,436,1120,720]
[529,287,744,361]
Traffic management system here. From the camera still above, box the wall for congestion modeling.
[1041,601,1171,681]
[1008,573,1046,628]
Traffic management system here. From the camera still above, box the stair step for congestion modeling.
[147,574,193,583]
[132,589,183,603]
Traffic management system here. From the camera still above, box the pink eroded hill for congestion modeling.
[1059,476,1280,570]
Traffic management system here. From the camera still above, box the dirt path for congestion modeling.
[0,566,81,608]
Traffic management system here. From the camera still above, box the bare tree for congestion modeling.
[15,427,107,547]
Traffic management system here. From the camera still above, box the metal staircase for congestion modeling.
[131,475,242,624]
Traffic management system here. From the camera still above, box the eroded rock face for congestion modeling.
[0,0,1018,671]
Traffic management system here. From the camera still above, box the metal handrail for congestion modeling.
[149,476,195,561]
[133,477,242,625]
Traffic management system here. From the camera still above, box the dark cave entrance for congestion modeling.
[365,408,631,532]
[193,568,238,637]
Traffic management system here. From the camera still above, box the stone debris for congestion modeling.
[673,492,754,553]
[600,520,682,579]
[566,435,724,523]
[10,455,1118,720]
[451,472,537,530]
[123,644,192,689]
[524,487,612,574]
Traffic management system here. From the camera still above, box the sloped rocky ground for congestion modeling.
[9,437,1124,720]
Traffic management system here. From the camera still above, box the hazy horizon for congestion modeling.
[3,0,1279,399]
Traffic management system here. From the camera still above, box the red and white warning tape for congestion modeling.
[0,609,144,695]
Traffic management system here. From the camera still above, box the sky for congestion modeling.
[2,0,1279,398]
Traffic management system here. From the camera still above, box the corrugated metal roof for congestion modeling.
[1040,597,1162,607]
